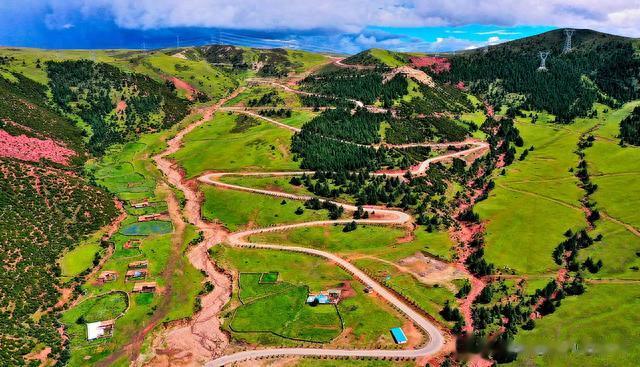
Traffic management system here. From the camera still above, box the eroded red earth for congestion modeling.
[0,129,75,165]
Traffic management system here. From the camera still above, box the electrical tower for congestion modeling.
[538,51,550,71]
[563,29,575,53]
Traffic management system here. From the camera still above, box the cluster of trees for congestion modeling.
[552,229,602,273]
[396,83,473,117]
[385,116,469,144]
[0,73,86,157]
[260,108,292,118]
[230,114,260,133]
[574,135,600,224]
[291,131,383,171]
[482,116,523,166]
[0,158,116,366]
[436,30,640,121]
[300,68,408,106]
[299,94,355,109]
[304,197,344,219]
[301,108,384,145]
[247,91,285,107]
[46,60,189,154]
[199,45,296,77]
[620,106,640,146]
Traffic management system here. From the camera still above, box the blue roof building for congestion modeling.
[390,327,407,344]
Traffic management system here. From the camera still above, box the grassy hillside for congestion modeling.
[342,48,408,67]
[188,45,329,77]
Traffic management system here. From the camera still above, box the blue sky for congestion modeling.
[0,1,636,53]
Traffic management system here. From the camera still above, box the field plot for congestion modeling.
[513,284,640,367]
[249,225,460,326]
[213,246,409,348]
[170,112,299,177]
[476,118,590,275]
[201,185,332,231]
[230,274,342,343]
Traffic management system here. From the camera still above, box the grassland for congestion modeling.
[248,224,454,262]
[213,246,407,348]
[475,117,591,275]
[59,231,105,278]
[201,185,333,231]
[512,284,640,367]
[231,274,342,342]
[140,53,239,100]
[247,225,458,326]
[275,110,318,128]
[170,112,299,177]
[352,258,457,326]
[219,175,315,196]
[576,102,640,279]
[61,114,206,365]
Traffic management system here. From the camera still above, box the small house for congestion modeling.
[97,271,118,283]
[128,260,148,269]
[138,213,162,222]
[132,282,157,293]
[130,199,150,208]
[123,239,141,249]
[86,320,115,340]
[306,293,331,305]
[390,327,407,344]
[327,289,342,300]
[125,269,148,281]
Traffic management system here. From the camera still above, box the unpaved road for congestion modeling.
[197,141,488,366]
[147,79,489,365]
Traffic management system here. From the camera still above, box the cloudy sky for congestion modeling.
[1,0,638,52]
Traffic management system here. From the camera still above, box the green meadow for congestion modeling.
[476,117,591,275]
[513,284,640,367]
[170,112,300,177]
[201,185,333,231]
[213,246,407,348]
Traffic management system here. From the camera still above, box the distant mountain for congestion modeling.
[434,29,640,121]
[341,48,409,67]
[183,45,328,77]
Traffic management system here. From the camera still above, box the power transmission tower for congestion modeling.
[563,29,575,53]
[538,51,550,71]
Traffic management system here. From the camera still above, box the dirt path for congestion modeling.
[497,183,640,237]
[140,80,490,365]
[143,93,246,365]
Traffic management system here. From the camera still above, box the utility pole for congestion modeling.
[538,51,550,71]
[142,41,146,52]
[176,35,180,49]
[563,29,575,53]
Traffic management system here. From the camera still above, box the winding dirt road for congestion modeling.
[149,79,489,365]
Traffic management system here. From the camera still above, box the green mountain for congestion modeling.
[341,48,409,67]
[435,29,640,120]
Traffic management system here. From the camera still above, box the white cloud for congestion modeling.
[36,0,640,37]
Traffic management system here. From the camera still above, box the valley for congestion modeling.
[1,27,639,367]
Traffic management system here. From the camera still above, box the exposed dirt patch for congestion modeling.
[116,100,127,113]
[0,129,75,165]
